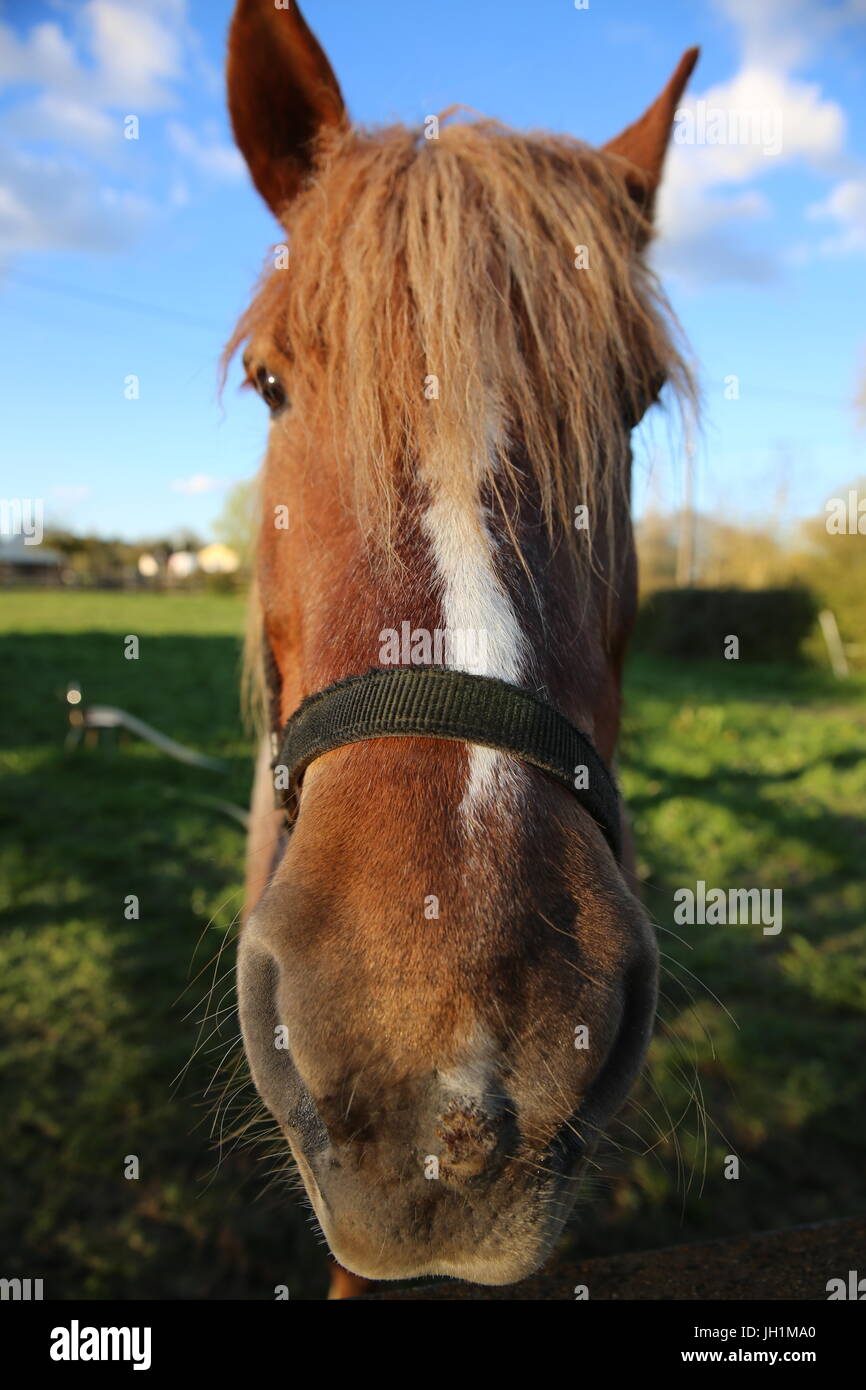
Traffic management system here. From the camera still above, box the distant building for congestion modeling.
[0,534,64,584]
[197,543,240,574]
[137,553,160,578]
[167,551,198,579]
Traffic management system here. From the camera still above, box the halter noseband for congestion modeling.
[268,665,622,861]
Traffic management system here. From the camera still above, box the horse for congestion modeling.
[226,0,696,1298]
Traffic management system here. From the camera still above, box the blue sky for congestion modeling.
[1,0,864,543]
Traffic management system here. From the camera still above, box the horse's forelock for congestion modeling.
[226,117,695,574]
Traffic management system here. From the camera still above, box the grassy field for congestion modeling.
[1,589,864,1298]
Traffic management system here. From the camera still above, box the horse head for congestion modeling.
[228,0,695,1285]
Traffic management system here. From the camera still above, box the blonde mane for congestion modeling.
[227,112,693,585]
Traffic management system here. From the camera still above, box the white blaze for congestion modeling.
[421,483,528,815]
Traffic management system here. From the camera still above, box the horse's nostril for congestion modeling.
[434,1097,504,1180]
[236,937,313,1131]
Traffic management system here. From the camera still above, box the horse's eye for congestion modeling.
[255,365,288,415]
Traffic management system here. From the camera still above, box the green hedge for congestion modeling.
[634,586,818,663]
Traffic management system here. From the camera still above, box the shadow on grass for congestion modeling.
[563,656,866,1264]
[2,635,863,1297]
[0,632,326,1300]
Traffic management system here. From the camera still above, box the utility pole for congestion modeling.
[676,427,696,587]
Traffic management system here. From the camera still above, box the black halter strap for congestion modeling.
[269,665,622,861]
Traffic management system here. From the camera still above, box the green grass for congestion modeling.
[570,655,866,1259]
[1,590,864,1297]
[0,590,327,1299]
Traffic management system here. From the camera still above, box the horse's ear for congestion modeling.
[603,47,699,219]
[227,0,347,218]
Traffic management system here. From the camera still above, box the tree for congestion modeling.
[212,479,258,570]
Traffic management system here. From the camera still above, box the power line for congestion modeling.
[728,386,854,409]
[2,268,860,410]
[1,268,227,333]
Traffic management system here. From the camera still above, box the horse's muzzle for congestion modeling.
[236,905,657,1285]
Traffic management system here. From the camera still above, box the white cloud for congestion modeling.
[0,19,81,93]
[0,149,155,255]
[169,178,191,208]
[655,67,846,284]
[171,474,222,495]
[0,2,183,112]
[656,189,776,286]
[0,1,237,259]
[715,0,866,70]
[803,177,866,257]
[86,0,182,109]
[166,121,244,181]
[651,0,865,286]
[2,94,118,152]
[0,184,32,247]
